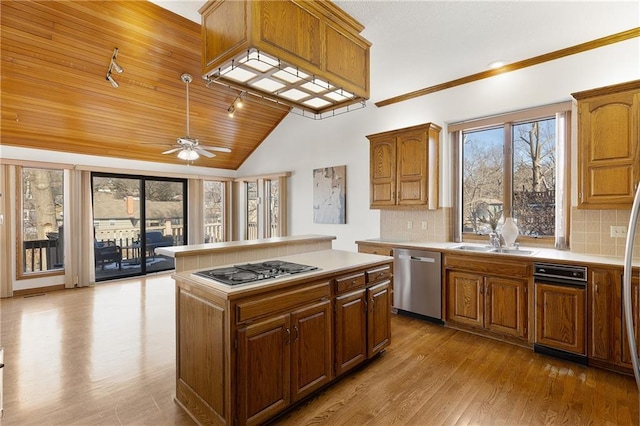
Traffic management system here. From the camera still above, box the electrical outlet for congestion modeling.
[421,221,428,230]
[610,225,628,238]
[407,221,413,230]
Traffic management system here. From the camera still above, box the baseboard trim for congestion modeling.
[13,284,66,297]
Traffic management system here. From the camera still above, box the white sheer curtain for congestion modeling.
[65,169,95,287]
[188,178,204,245]
[554,111,569,249]
[0,165,14,297]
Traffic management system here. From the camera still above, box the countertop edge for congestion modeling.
[157,234,336,258]
[355,239,638,268]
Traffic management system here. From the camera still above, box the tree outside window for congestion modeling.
[462,117,557,238]
[21,167,64,274]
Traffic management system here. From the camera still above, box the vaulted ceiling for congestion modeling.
[1,1,289,170]
[2,1,637,170]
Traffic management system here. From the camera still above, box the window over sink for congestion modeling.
[450,102,572,248]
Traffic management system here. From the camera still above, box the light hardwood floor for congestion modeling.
[1,274,637,425]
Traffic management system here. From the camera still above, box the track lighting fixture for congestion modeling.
[226,91,245,117]
[106,47,124,88]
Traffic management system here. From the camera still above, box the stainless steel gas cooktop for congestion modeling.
[194,260,319,286]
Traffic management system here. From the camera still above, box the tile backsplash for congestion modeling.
[380,208,452,242]
[380,206,640,260]
[570,207,640,258]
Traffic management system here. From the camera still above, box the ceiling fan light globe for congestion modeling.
[178,149,199,161]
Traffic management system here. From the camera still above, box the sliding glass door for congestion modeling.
[92,173,186,281]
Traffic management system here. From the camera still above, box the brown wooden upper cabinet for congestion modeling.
[199,0,371,114]
[573,80,640,209]
[367,123,441,209]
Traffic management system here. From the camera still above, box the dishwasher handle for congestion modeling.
[397,254,436,263]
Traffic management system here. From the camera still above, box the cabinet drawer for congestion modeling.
[358,244,393,256]
[335,272,366,294]
[366,265,392,283]
[236,281,330,324]
[444,255,531,278]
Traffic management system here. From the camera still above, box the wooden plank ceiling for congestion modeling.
[1,1,288,170]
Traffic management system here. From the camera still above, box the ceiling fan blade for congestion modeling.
[195,147,215,158]
[162,147,181,154]
[198,145,231,153]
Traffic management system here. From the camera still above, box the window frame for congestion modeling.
[16,165,66,279]
[203,179,230,243]
[450,102,572,246]
[236,172,289,240]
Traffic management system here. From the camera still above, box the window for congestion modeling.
[92,173,187,281]
[18,167,65,276]
[238,173,288,240]
[453,103,570,246]
[246,181,259,240]
[203,180,226,243]
[266,179,279,238]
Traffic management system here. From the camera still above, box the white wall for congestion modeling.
[238,38,640,252]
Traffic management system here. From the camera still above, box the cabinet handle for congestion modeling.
[595,283,599,295]
[294,326,299,341]
[285,327,290,344]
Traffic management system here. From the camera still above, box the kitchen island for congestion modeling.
[172,249,393,426]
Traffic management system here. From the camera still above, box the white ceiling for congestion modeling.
[150,1,639,102]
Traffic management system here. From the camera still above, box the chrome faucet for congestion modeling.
[489,232,504,248]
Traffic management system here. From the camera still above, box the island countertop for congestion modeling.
[173,249,393,298]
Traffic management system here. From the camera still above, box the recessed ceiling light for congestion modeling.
[488,60,506,69]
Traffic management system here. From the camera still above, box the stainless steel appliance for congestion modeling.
[393,248,442,324]
[194,260,318,285]
[533,262,587,364]
[623,185,640,401]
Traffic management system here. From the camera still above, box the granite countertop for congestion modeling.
[356,238,638,268]
[174,249,393,295]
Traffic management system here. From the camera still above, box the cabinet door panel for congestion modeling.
[621,277,640,366]
[370,137,396,206]
[446,271,483,328]
[535,283,586,355]
[485,276,527,338]
[577,87,639,208]
[368,281,392,357]
[237,315,291,425]
[291,300,332,402]
[335,290,367,376]
[397,131,427,205]
[589,269,614,361]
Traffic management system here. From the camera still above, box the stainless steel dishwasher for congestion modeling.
[393,248,442,324]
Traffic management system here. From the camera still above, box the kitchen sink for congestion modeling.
[448,244,495,252]
[493,248,536,255]
[448,244,536,255]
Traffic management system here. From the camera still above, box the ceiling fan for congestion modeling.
[162,73,231,161]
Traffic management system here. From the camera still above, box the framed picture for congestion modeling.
[313,165,346,224]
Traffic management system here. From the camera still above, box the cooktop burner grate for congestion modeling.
[194,260,319,286]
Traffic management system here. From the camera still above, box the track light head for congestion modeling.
[111,61,123,74]
[106,73,119,88]
[227,105,235,118]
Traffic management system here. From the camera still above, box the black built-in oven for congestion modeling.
[533,262,588,364]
